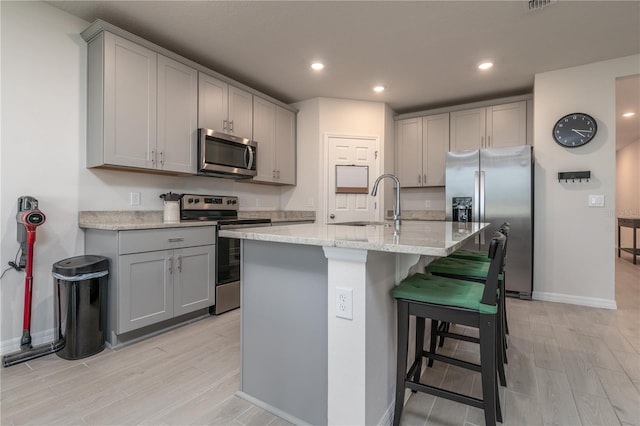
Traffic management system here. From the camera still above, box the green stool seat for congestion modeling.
[449,248,490,262]
[426,257,504,281]
[392,272,497,314]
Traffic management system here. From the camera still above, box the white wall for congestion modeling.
[284,97,390,223]
[533,55,640,308]
[616,139,640,248]
[0,1,282,351]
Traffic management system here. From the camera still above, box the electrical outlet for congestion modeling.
[425,200,431,209]
[336,287,353,320]
[130,192,141,206]
[256,198,262,207]
[307,197,314,208]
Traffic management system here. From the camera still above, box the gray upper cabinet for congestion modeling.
[252,97,296,185]
[395,113,449,187]
[198,72,253,140]
[450,101,526,151]
[86,32,197,175]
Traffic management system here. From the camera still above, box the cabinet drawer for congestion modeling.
[119,227,215,254]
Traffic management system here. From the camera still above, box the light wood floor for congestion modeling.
[1,256,638,426]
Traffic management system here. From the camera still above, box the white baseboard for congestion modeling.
[235,391,311,426]
[532,291,617,310]
[1,327,56,356]
[378,400,394,426]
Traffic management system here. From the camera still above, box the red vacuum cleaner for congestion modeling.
[3,196,64,367]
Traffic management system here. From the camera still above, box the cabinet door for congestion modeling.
[228,86,253,140]
[252,97,277,183]
[198,73,228,133]
[450,108,485,152]
[423,113,449,186]
[104,33,157,169]
[486,101,527,148]
[157,55,198,174]
[275,106,296,185]
[118,251,172,333]
[173,245,215,316]
[395,118,422,187]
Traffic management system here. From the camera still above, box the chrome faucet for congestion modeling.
[371,174,401,229]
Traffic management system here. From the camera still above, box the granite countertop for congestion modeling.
[219,220,488,257]
[385,210,445,221]
[79,210,316,230]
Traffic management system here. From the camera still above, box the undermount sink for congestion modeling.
[331,221,393,227]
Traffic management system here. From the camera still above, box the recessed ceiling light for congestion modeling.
[622,112,636,118]
[311,62,324,71]
[373,86,385,93]
[478,61,494,70]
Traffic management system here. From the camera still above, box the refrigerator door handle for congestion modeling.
[479,170,486,245]
[474,171,481,222]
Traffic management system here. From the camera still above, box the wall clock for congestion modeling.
[552,113,597,148]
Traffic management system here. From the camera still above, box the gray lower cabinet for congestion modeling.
[84,226,215,345]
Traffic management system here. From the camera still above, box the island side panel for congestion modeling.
[241,240,329,425]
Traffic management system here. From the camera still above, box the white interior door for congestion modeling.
[326,136,379,223]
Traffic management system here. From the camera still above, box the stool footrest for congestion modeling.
[405,380,483,409]
[437,330,480,344]
[421,350,481,372]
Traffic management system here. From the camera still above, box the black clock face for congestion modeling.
[553,113,597,148]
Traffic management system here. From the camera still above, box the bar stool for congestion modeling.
[448,223,510,336]
[426,225,511,376]
[392,232,506,426]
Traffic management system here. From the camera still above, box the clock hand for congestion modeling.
[571,129,586,137]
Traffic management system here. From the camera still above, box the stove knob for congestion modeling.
[187,198,194,203]
[194,198,200,203]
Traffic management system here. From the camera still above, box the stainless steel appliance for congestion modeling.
[197,129,257,178]
[180,194,271,314]
[445,145,533,298]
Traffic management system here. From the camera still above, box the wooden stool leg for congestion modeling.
[479,313,497,426]
[394,301,409,426]
[414,317,425,385]
[428,319,438,367]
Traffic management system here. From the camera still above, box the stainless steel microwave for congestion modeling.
[197,128,257,178]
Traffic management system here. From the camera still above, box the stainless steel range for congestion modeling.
[180,194,271,314]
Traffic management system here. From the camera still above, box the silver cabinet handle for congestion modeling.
[418,174,421,184]
[276,170,280,179]
[168,237,184,243]
[423,174,427,185]
[169,256,174,274]
[151,150,156,166]
[487,135,491,147]
[229,120,234,132]
[481,135,484,148]
[223,120,228,131]
[160,151,164,166]
[177,255,182,273]
[273,170,276,178]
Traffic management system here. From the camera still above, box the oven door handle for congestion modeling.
[244,146,254,170]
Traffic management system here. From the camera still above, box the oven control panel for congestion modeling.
[180,194,238,211]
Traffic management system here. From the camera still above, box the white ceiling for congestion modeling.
[48,0,640,147]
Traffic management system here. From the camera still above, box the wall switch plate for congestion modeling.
[588,194,605,207]
[336,287,353,320]
[130,192,141,206]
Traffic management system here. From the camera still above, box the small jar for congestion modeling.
[163,201,180,223]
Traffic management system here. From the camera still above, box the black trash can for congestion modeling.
[52,255,109,360]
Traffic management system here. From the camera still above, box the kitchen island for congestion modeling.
[220,220,488,426]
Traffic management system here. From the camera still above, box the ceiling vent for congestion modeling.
[528,0,557,10]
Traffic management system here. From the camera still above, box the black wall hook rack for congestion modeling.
[558,171,591,183]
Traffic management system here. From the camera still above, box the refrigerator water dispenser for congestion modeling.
[452,197,472,222]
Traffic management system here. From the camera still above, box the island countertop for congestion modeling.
[220,220,488,257]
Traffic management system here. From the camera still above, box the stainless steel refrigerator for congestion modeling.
[445,145,533,298]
